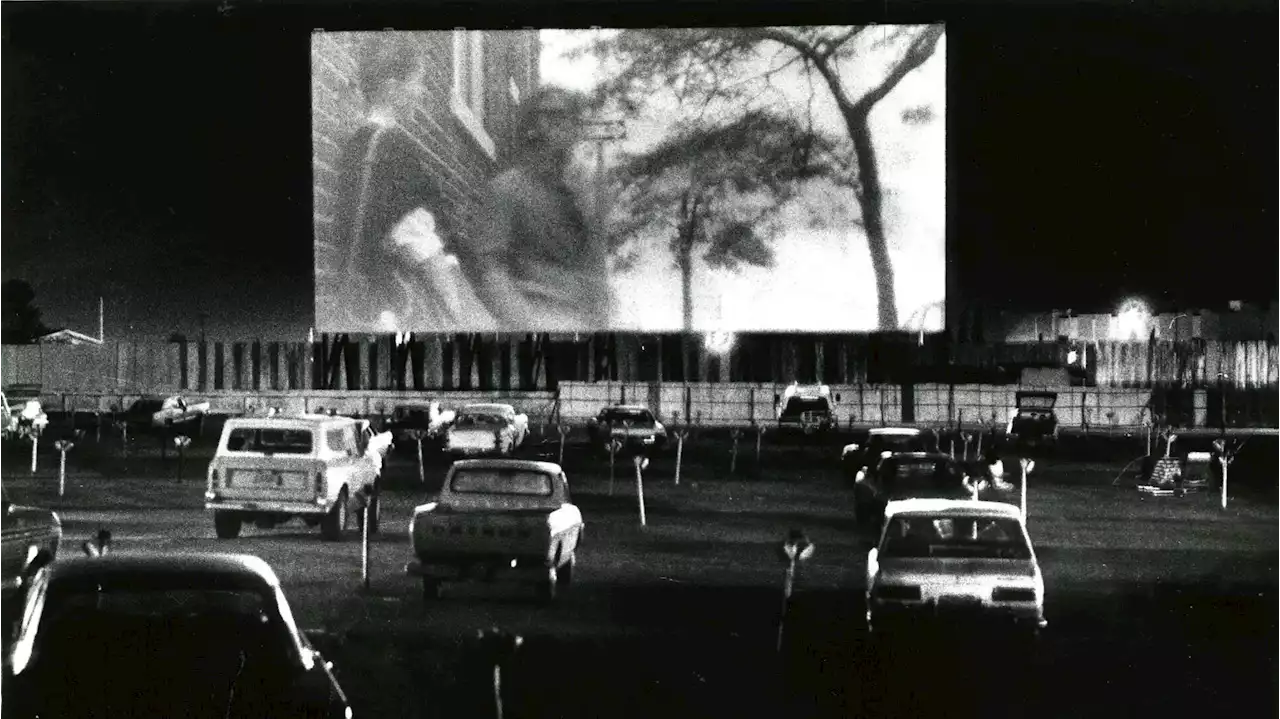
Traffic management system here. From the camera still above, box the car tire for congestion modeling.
[556,553,576,591]
[214,511,242,539]
[321,490,349,542]
[422,578,443,601]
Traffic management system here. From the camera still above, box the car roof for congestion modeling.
[883,451,955,462]
[869,428,923,436]
[224,415,354,430]
[604,405,650,412]
[451,458,563,474]
[47,552,281,588]
[461,403,512,411]
[884,499,1023,521]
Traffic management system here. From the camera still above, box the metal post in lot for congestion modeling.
[174,435,192,482]
[674,428,689,486]
[608,439,622,496]
[730,428,742,476]
[361,504,371,590]
[775,529,815,654]
[634,455,649,527]
[1019,459,1035,520]
[475,627,523,719]
[54,440,74,497]
[557,424,570,466]
[30,431,39,474]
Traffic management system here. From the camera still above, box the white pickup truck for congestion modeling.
[204,415,387,541]
[405,459,583,602]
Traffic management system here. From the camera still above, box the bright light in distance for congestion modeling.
[1112,298,1151,340]
[705,331,736,355]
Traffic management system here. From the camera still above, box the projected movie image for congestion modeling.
[312,27,946,334]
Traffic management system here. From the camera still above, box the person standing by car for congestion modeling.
[463,86,613,330]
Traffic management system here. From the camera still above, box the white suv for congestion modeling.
[205,415,383,541]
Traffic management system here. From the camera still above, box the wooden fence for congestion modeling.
[3,335,1277,394]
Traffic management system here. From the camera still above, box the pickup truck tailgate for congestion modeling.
[414,510,548,556]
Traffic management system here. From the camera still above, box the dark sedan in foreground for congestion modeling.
[3,552,353,719]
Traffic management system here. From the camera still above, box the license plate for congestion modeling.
[251,471,284,487]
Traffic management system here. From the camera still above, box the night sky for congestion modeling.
[3,2,1276,340]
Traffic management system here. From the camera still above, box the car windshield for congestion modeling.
[394,408,432,422]
[882,515,1032,560]
[225,428,313,454]
[32,583,299,687]
[451,468,553,496]
[602,409,654,424]
[883,459,968,494]
[130,400,164,414]
[781,398,828,418]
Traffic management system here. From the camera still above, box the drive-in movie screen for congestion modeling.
[312,27,947,334]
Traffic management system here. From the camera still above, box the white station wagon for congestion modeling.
[865,499,1047,637]
[205,415,388,541]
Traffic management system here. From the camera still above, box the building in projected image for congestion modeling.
[312,30,540,334]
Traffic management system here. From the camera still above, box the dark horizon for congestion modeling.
[3,3,1276,340]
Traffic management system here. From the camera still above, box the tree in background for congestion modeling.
[609,110,843,378]
[2,279,51,344]
[582,25,946,330]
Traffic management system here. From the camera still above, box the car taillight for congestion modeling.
[210,469,220,487]
[314,472,324,495]
[992,587,1037,602]
[872,584,922,601]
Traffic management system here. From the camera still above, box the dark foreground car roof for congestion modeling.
[47,553,280,588]
[452,458,563,474]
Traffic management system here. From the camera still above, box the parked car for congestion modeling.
[1,389,48,440]
[842,427,937,480]
[851,452,978,529]
[865,499,1047,638]
[2,552,353,718]
[204,414,384,540]
[1006,391,1059,449]
[444,404,529,457]
[587,405,667,450]
[406,458,583,602]
[119,395,210,433]
[386,401,453,449]
[776,383,839,435]
[1,488,61,642]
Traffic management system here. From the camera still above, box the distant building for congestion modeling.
[37,329,104,346]
[978,302,1278,344]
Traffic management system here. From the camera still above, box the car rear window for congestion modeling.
[882,516,1031,560]
[451,468,553,496]
[780,398,829,418]
[602,409,654,424]
[455,413,505,428]
[885,459,966,491]
[225,428,313,454]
